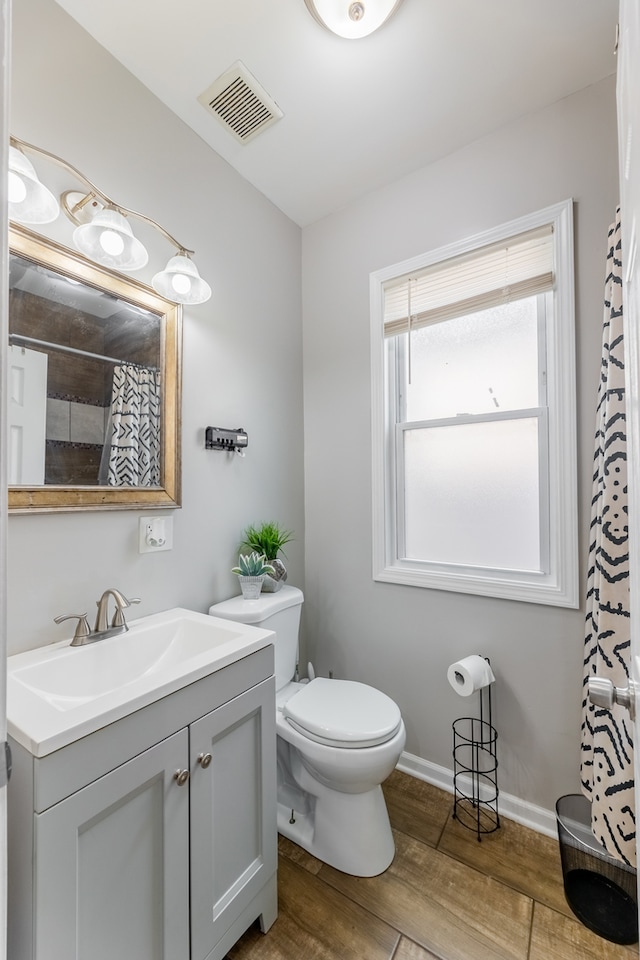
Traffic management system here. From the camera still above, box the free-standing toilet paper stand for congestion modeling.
[452,661,500,841]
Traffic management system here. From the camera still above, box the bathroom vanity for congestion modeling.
[6,609,277,960]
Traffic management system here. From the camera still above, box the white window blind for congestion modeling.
[383,223,554,337]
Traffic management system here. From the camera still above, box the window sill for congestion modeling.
[374,562,579,608]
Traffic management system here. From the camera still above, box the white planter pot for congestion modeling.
[238,575,266,600]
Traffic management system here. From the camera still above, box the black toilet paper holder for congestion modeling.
[451,658,500,841]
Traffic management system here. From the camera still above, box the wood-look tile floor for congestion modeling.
[226,771,638,960]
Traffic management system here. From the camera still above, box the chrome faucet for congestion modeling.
[54,588,141,646]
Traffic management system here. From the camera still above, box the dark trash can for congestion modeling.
[556,794,638,945]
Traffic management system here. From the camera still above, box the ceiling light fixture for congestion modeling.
[8,136,212,305]
[304,0,403,38]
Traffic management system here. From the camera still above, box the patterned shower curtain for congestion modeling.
[105,363,161,487]
[580,208,635,866]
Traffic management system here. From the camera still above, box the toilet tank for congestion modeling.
[208,585,303,691]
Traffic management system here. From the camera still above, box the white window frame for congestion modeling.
[370,199,578,607]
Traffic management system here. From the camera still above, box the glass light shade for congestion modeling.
[8,145,60,224]
[152,254,212,305]
[73,207,148,271]
[304,0,403,38]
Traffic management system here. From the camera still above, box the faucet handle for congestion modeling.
[54,613,92,646]
[111,596,141,627]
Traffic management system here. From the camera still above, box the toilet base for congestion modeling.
[276,781,396,877]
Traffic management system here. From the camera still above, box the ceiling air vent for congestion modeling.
[198,61,283,144]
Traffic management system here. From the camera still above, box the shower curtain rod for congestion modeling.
[9,333,158,371]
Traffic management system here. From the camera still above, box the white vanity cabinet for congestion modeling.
[8,646,277,960]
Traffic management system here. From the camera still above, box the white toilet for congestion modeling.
[208,585,406,877]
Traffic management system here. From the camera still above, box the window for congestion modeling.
[370,200,578,606]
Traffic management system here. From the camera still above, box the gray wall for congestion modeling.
[8,0,304,655]
[301,76,619,814]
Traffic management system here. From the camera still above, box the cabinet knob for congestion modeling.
[197,752,212,768]
[174,769,190,786]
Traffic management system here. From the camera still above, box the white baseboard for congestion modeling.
[397,750,558,839]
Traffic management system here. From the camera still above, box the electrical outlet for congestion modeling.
[139,516,173,553]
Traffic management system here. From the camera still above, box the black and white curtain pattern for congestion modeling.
[106,363,161,487]
[580,208,635,866]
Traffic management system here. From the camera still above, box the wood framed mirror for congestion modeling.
[8,224,182,512]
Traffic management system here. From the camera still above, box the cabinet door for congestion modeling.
[33,730,190,960]
[190,677,276,960]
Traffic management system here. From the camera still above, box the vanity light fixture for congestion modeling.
[73,206,149,271]
[8,136,212,305]
[304,0,403,38]
[152,253,212,305]
[8,144,60,224]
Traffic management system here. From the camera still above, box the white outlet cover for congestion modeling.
[139,515,173,553]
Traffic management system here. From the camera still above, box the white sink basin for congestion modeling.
[8,607,274,757]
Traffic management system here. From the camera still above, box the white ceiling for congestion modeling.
[52,0,618,227]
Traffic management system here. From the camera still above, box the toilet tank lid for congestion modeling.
[208,585,304,624]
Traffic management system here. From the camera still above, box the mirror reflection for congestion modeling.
[8,225,182,512]
[10,253,161,486]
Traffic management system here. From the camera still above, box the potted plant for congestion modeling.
[239,522,293,592]
[232,552,275,600]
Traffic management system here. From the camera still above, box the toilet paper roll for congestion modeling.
[447,655,495,697]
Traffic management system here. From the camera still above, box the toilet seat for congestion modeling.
[282,677,402,748]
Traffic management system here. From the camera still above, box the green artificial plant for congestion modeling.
[240,522,294,562]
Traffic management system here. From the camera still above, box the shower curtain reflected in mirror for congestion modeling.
[100,363,161,487]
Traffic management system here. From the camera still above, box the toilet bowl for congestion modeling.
[208,586,406,876]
